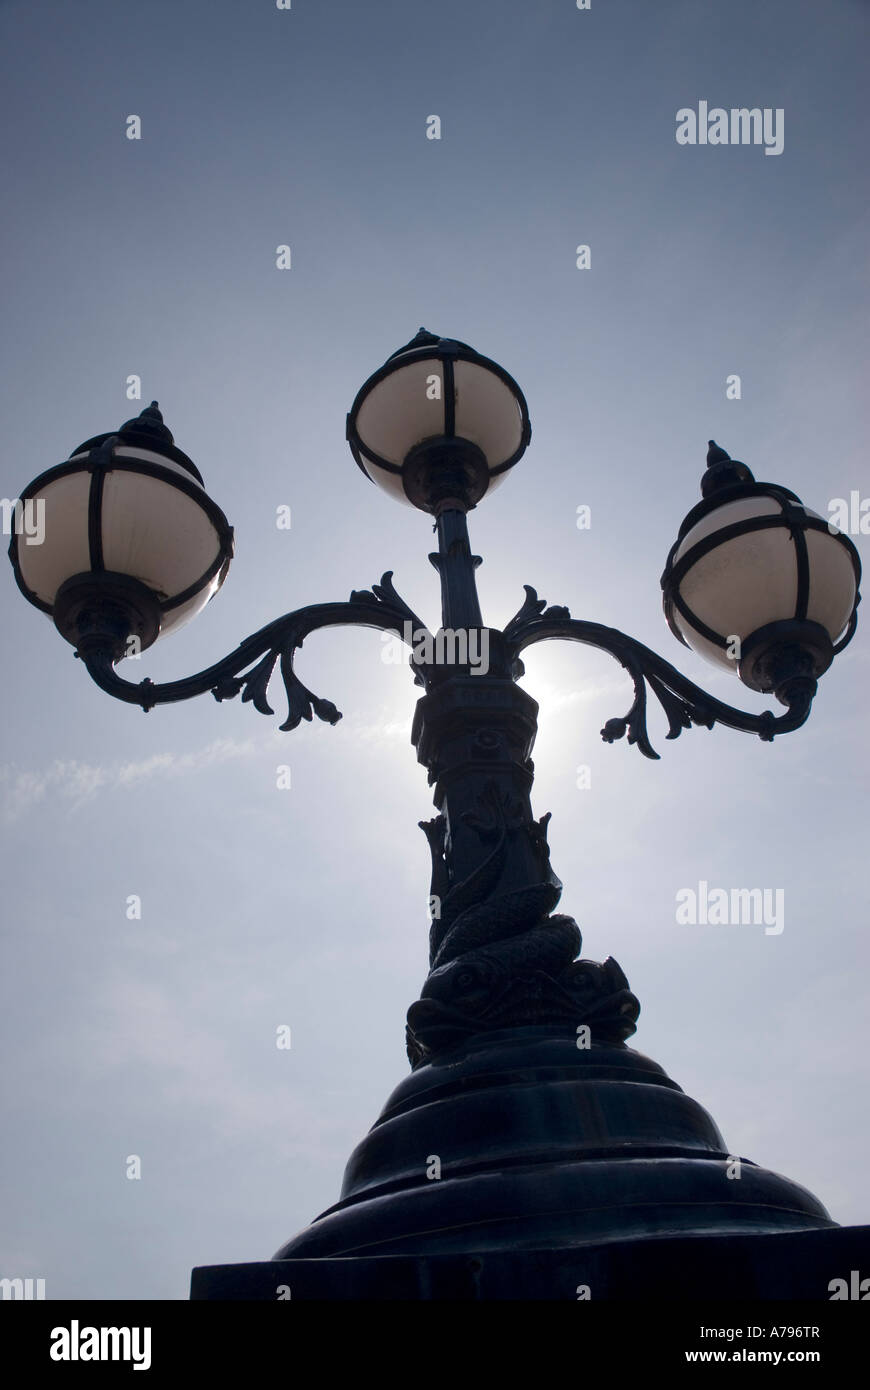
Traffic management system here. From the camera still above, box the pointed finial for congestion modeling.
[701,439,754,499]
[118,400,175,446]
[706,440,731,467]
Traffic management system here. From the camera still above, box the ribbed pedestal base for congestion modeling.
[193,1026,850,1299]
[274,1028,833,1260]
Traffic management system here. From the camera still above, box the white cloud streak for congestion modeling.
[0,737,258,822]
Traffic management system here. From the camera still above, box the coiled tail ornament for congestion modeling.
[406,803,639,1067]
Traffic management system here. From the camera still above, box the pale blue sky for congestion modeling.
[1,0,868,1298]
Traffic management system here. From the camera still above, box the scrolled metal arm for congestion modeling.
[503,586,815,760]
[77,573,431,732]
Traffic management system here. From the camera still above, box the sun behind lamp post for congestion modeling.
[8,331,866,1301]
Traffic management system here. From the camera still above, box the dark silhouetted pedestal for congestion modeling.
[191,1028,869,1300]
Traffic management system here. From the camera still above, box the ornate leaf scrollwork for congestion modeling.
[504,585,571,640]
[503,586,816,757]
[277,648,341,731]
[645,673,700,739]
[602,649,658,760]
[348,570,421,628]
[213,650,278,713]
[210,635,341,730]
[79,572,431,732]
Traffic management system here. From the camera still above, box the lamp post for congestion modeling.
[9,331,865,1301]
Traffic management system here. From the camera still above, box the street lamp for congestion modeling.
[8,331,864,1300]
[661,440,858,699]
[9,401,234,657]
[346,326,531,513]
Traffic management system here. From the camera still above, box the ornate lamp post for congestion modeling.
[9,330,864,1300]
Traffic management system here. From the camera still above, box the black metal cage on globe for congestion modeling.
[661,442,860,699]
[8,402,234,657]
[345,328,532,514]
